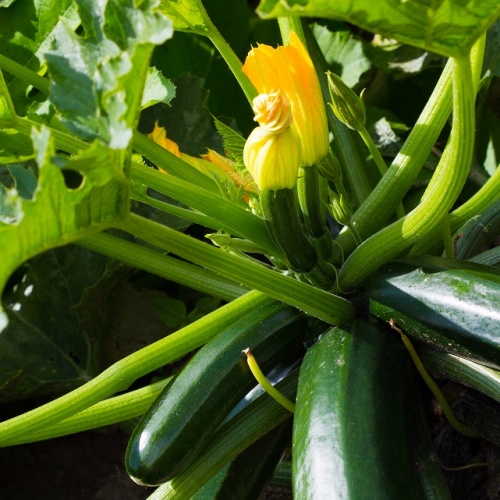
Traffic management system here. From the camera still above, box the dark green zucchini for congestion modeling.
[293,320,420,499]
[368,256,500,368]
[125,300,307,486]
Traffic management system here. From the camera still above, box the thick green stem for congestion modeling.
[130,161,279,256]
[0,54,50,94]
[442,213,455,258]
[260,188,318,273]
[0,290,271,445]
[131,188,222,230]
[132,131,218,192]
[14,116,87,154]
[1,378,172,446]
[334,34,486,260]
[121,213,355,325]
[278,17,306,45]
[79,232,246,301]
[411,163,500,255]
[338,54,476,291]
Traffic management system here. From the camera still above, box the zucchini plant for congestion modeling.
[0,0,499,498]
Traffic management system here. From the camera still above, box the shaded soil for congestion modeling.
[0,428,152,500]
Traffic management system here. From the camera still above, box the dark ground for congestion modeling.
[0,428,151,500]
[0,426,294,499]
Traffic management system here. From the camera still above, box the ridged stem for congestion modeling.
[338,53,476,291]
[0,290,272,445]
[333,34,486,261]
[122,213,354,324]
[411,163,500,255]
[79,232,246,301]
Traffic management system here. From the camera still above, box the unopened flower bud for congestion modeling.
[317,150,342,182]
[330,191,353,226]
[326,71,366,131]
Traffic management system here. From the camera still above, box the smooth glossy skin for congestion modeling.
[293,321,420,499]
[125,301,306,486]
[369,257,500,369]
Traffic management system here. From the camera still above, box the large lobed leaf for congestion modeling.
[257,0,500,57]
[45,0,173,149]
[0,128,129,331]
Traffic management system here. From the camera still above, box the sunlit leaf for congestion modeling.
[312,24,371,87]
[142,67,176,109]
[158,0,212,35]
[0,0,80,115]
[257,0,500,57]
[45,0,173,148]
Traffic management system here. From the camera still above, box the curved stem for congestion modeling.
[130,161,280,257]
[122,213,355,325]
[338,53,476,291]
[390,321,477,438]
[1,378,172,446]
[79,232,246,301]
[244,349,295,413]
[333,34,486,261]
[411,161,500,255]
[207,23,256,105]
[0,290,272,445]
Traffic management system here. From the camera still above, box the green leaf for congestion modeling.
[45,0,173,149]
[0,129,33,163]
[312,24,371,87]
[476,108,500,176]
[0,0,18,7]
[0,127,129,332]
[142,67,176,109]
[365,39,442,79]
[7,165,37,199]
[257,0,500,57]
[213,116,245,166]
[151,31,215,80]
[158,0,213,35]
[96,280,181,369]
[148,294,187,328]
[142,74,224,156]
[0,0,80,115]
[0,246,111,402]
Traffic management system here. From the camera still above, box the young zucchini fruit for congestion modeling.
[125,300,307,486]
[368,256,500,369]
[293,320,421,499]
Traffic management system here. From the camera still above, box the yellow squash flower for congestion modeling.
[243,125,301,191]
[243,31,329,167]
[243,91,301,190]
